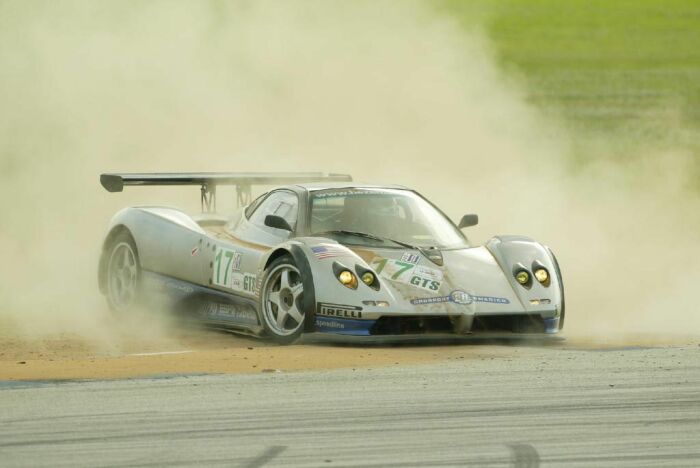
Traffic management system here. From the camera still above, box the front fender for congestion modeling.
[262,238,394,333]
[486,235,564,324]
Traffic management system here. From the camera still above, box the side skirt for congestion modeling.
[140,270,263,334]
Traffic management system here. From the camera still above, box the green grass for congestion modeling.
[440,0,700,162]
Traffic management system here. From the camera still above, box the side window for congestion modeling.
[245,192,268,219]
[249,191,299,232]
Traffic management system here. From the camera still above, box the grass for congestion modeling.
[439,0,700,163]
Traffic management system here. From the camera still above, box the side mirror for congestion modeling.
[264,214,293,231]
[458,214,479,229]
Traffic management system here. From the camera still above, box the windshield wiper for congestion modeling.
[315,230,418,249]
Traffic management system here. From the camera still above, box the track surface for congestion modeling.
[1,344,699,467]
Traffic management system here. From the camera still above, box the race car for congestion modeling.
[98,172,564,343]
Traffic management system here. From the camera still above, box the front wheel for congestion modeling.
[259,255,306,344]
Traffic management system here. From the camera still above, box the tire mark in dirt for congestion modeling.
[508,443,540,468]
[243,445,287,468]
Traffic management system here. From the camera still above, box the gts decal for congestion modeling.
[243,274,257,293]
[410,276,440,291]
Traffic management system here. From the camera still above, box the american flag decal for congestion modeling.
[311,244,349,260]
[400,252,420,264]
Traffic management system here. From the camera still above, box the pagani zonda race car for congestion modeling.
[98,172,564,343]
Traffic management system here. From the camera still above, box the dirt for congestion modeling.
[2,324,695,381]
[0,328,486,380]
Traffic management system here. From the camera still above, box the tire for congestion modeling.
[105,231,141,313]
[548,248,565,331]
[259,255,306,344]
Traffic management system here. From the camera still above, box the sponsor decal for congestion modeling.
[400,252,420,264]
[410,290,510,306]
[311,244,349,260]
[410,294,455,306]
[317,303,363,319]
[231,274,242,290]
[231,252,242,271]
[473,295,510,304]
[202,302,258,325]
[314,190,372,199]
[314,316,376,336]
[413,265,442,280]
[371,257,443,292]
[315,317,345,329]
[450,290,473,304]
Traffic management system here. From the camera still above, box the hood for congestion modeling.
[342,244,522,315]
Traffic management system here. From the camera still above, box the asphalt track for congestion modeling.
[1,343,699,467]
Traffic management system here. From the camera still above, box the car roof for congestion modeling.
[287,182,409,191]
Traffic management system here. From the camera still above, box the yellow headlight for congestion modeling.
[361,272,375,285]
[338,270,358,289]
[339,271,354,284]
[515,270,530,285]
[534,268,549,283]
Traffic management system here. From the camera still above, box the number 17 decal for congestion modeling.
[371,258,414,280]
[213,247,244,289]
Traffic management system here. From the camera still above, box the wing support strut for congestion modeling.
[200,183,217,213]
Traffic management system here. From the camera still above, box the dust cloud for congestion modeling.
[0,0,697,350]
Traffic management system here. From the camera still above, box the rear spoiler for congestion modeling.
[100,172,352,211]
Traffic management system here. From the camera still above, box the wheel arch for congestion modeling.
[546,247,565,330]
[262,244,317,333]
[264,248,293,270]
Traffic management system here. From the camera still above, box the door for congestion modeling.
[210,190,300,297]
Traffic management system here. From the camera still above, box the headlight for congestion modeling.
[534,268,549,284]
[338,270,358,289]
[361,272,375,286]
[515,270,530,285]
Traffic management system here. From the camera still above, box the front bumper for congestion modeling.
[314,310,561,336]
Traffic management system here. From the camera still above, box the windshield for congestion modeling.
[309,188,468,249]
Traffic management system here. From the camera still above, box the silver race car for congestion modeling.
[98,172,564,343]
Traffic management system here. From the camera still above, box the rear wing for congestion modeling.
[100,172,352,212]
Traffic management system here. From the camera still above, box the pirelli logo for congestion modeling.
[317,303,363,319]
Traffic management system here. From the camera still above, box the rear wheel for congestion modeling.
[106,231,141,313]
[260,255,305,344]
